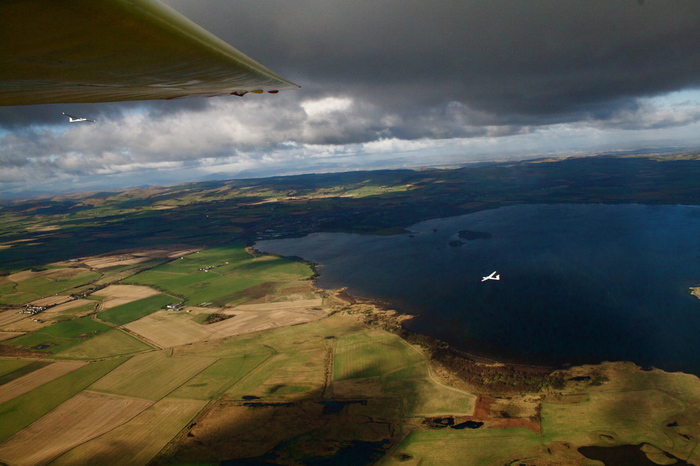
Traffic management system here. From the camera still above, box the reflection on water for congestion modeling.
[258,204,700,374]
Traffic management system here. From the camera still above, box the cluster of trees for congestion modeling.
[399,329,567,393]
[203,313,233,324]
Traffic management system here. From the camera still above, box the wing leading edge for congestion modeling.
[0,0,299,106]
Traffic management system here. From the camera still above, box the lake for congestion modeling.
[257,204,700,374]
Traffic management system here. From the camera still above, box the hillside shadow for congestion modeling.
[154,387,399,465]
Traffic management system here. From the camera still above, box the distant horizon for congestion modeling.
[2,138,698,201]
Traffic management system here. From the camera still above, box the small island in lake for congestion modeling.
[691,286,700,300]
[457,229,492,240]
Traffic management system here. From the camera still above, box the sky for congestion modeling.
[2,0,700,198]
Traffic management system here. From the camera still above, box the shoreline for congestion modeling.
[254,245,699,384]
[258,238,565,374]
[325,284,698,377]
[251,245,559,372]
[324,284,558,374]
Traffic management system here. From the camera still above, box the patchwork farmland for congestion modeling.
[1,241,700,464]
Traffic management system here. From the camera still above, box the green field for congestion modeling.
[0,359,35,379]
[97,293,178,326]
[0,290,37,306]
[257,347,327,398]
[89,350,217,401]
[0,271,101,305]
[51,397,208,466]
[53,329,153,360]
[123,243,313,306]
[383,428,543,466]
[47,302,98,322]
[0,283,15,296]
[16,271,99,294]
[541,390,689,455]
[384,364,475,416]
[169,353,272,400]
[5,316,112,354]
[171,315,347,400]
[171,332,271,359]
[334,331,475,415]
[334,332,424,380]
[225,354,294,398]
[0,357,126,443]
[0,360,51,385]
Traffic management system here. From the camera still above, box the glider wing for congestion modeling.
[0,0,299,105]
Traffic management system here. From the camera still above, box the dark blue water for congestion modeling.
[258,204,700,374]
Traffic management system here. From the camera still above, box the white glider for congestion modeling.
[62,112,95,123]
[481,271,500,282]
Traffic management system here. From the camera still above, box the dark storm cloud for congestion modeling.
[5,1,700,133]
[163,0,700,121]
[3,0,700,196]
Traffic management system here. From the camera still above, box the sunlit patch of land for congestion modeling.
[0,391,153,465]
[0,358,126,444]
[1,268,100,307]
[123,299,326,348]
[74,244,201,269]
[1,155,700,464]
[691,286,700,300]
[92,285,163,309]
[0,360,86,405]
[0,333,19,342]
[0,310,52,333]
[53,398,209,466]
[26,224,60,232]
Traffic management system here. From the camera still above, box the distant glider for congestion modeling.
[0,0,299,106]
[481,271,500,282]
[62,112,95,123]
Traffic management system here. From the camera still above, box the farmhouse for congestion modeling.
[19,305,47,315]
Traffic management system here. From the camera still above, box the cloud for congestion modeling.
[163,0,700,118]
[2,0,700,196]
[3,86,700,192]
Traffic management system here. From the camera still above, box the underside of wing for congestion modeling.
[0,0,299,106]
